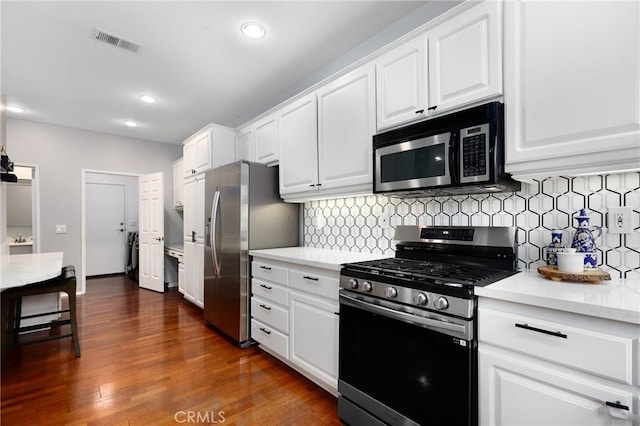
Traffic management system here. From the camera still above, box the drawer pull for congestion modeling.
[259,304,272,311]
[303,275,319,281]
[259,284,272,290]
[514,323,567,339]
[606,401,629,411]
[259,266,272,270]
[259,327,271,335]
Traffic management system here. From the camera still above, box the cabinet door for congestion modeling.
[178,261,185,294]
[376,36,428,129]
[235,126,254,162]
[183,241,196,303]
[193,131,212,174]
[479,344,633,426]
[317,64,375,191]
[183,139,196,178]
[289,290,339,390]
[172,158,183,209]
[428,0,502,115]
[254,114,279,165]
[194,174,205,241]
[504,0,640,178]
[278,93,319,195]
[183,176,196,241]
[194,241,204,308]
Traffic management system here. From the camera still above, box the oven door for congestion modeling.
[374,132,452,192]
[338,291,477,426]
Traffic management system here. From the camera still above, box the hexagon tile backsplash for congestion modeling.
[303,172,640,279]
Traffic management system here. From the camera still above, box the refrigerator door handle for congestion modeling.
[211,190,221,275]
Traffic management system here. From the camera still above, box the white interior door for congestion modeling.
[139,172,164,292]
[86,183,126,276]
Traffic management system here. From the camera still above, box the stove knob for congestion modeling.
[385,287,398,298]
[362,281,373,292]
[348,278,359,290]
[413,292,428,306]
[435,296,449,310]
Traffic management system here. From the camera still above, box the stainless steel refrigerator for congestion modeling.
[203,161,299,347]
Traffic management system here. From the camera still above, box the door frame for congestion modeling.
[81,169,139,294]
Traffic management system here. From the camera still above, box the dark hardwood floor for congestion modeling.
[1,275,340,425]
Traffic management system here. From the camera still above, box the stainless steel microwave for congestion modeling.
[373,102,520,197]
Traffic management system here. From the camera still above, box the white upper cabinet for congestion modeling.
[317,64,375,193]
[183,123,236,177]
[278,93,319,195]
[376,37,428,129]
[427,0,502,115]
[235,125,254,162]
[254,114,279,165]
[375,1,502,130]
[504,0,640,179]
[278,65,375,201]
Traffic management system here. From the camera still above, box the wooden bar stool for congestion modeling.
[1,265,81,370]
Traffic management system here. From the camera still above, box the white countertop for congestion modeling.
[249,247,388,271]
[0,252,64,289]
[476,269,640,325]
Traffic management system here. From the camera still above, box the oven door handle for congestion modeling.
[339,292,468,336]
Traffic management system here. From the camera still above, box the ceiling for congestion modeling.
[1,1,433,145]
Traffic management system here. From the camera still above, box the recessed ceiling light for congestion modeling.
[123,120,139,127]
[7,105,26,113]
[241,22,265,39]
[138,95,157,104]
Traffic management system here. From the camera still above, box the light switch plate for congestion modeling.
[55,224,67,234]
[608,207,633,234]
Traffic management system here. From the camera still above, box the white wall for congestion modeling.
[6,118,183,288]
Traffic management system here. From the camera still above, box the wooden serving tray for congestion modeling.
[537,266,611,284]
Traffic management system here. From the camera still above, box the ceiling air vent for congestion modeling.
[93,28,143,54]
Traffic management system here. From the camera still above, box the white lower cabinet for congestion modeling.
[478,298,638,426]
[480,345,634,426]
[178,257,185,294]
[250,257,340,395]
[250,260,290,360]
[289,290,339,391]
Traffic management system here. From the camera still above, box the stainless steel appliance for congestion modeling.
[338,225,519,426]
[373,102,520,197]
[203,161,299,347]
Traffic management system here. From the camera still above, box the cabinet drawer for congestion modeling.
[252,278,288,307]
[251,296,288,334]
[289,270,339,301]
[252,261,287,285]
[251,319,288,360]
[479,307,633,384]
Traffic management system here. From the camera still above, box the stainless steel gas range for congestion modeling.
[338,225,519,426]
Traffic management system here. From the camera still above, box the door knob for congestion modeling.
[118,229,124,232]
[154,236,164,242]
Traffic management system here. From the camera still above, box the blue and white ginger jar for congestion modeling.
[571,209,602,269]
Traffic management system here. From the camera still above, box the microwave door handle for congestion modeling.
[449,131,459,184]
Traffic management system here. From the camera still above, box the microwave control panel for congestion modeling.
[460,123,490,183]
